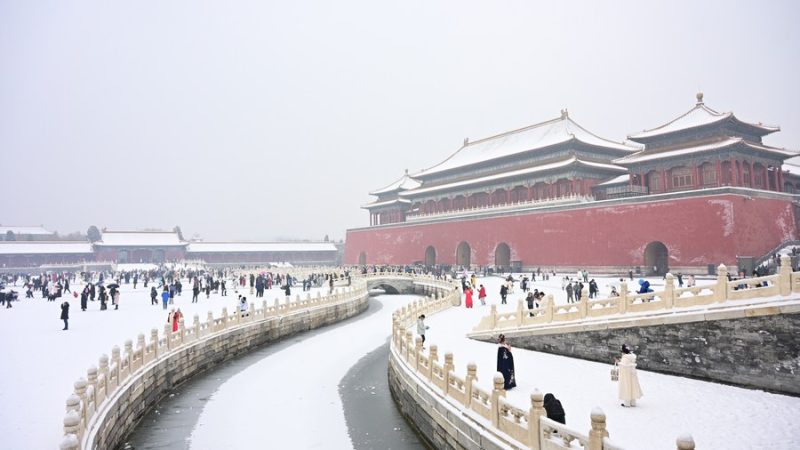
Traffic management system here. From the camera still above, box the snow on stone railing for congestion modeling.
[391,289,696,450]
[59,279,369,450]
[472,255,798,334]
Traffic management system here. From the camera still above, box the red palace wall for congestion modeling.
[345,194,798,268]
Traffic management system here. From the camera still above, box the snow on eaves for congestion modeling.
[401,156,627,197]
[629,103,779,140]
[595,174,630,186]
[369,172,422,196]
[615,138,798,165]
[361,198,411,209]
[415,115,640,178]
[0,226,53,235]
[96,230,184,247]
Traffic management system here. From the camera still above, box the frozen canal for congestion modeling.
[125,295,427,449]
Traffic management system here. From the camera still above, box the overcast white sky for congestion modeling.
[1,1,798,241]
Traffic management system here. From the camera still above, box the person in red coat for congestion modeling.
[172,309,182,332]
[465,286,474,308]
[478,284,487,306]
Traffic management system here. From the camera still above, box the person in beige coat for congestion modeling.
[617,344,643,407]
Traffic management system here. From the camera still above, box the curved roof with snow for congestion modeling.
[615,137,797,165]
[415,113,641,178]
[401,156,627,197]
[628,94,779,141]
[96,230,185,247]
[369,171,421,196]
[0,226,53,235]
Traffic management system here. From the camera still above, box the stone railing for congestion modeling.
[390,293,696,450]
[473,255,798,333]
[59,280,370,450]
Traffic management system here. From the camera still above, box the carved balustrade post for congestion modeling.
[63,411,81,443]
[676,434,695,450]
[221,307,229,329]
[164,323,172,349]
[779,254,792,296]
[150,328,159,359]
[405,331,414,360]
[137,333,145,362]
[124,340,133,377]
[490,373,506,428]
[619,282,628,314]
[588,408,609,450]
[529,389,545,449]
[415,337,423,370]
[579,293,588,318]
[86,366,98,405]
[465,362,477,408]
[664,273,675,308]
[428,345,438,380]
[489,304,497,330]
[517,298,525,326]
[444,352,454,395]
[59,433,79,450]
[716,264,728,303]
[73,378,88,424]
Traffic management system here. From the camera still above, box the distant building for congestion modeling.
[0,228,338,268]
[0,226,56,241]
[346,94,800,273]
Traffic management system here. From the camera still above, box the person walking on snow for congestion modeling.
[60,300,70,330]
[417,314,429,346]
[161,287,170,310]
[478,284,487,306]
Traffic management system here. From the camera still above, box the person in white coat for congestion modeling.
[417,314,429,346]
[617,344,643,407]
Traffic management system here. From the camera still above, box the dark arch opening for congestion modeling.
[358,252,367,265]
[495,243,511,271]
[424,246,436,267]
[456,242,471,268]
[644,241,669,276]
[373,283,400,295]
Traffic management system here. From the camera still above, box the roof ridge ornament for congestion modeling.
[696,92,704,105]
[561,108,569,119]
[463,137,469,146]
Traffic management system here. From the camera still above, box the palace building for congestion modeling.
[345,94,800,273]
[0,229,340,268]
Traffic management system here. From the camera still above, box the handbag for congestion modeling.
[610,362,619,381]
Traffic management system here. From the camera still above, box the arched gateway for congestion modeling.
[644,241,669,275]
[456,242,471,267]
[424,246,436,267]
[495,243,511,270]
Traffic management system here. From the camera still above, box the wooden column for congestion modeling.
[662,169,669,192]
[730,157,738,186]
[778,169,785,192]
[716,160,722,186]
[692,164,700,189]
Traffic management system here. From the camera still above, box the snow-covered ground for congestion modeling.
[1,272,798,450]
[422,274,800,450]
[0,278,325,450]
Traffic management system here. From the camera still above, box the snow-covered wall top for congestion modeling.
[186,242,338,253]
[96,230,184,247]
[0,241,93,254]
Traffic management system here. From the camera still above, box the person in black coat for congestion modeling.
[80,286,89,311]
[543,393,566,424]
[60,301,70,330]
[496,334,516,390]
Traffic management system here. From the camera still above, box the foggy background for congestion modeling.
[1,0,798,241]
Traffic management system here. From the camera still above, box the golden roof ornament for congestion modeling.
[696,92,704,105]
